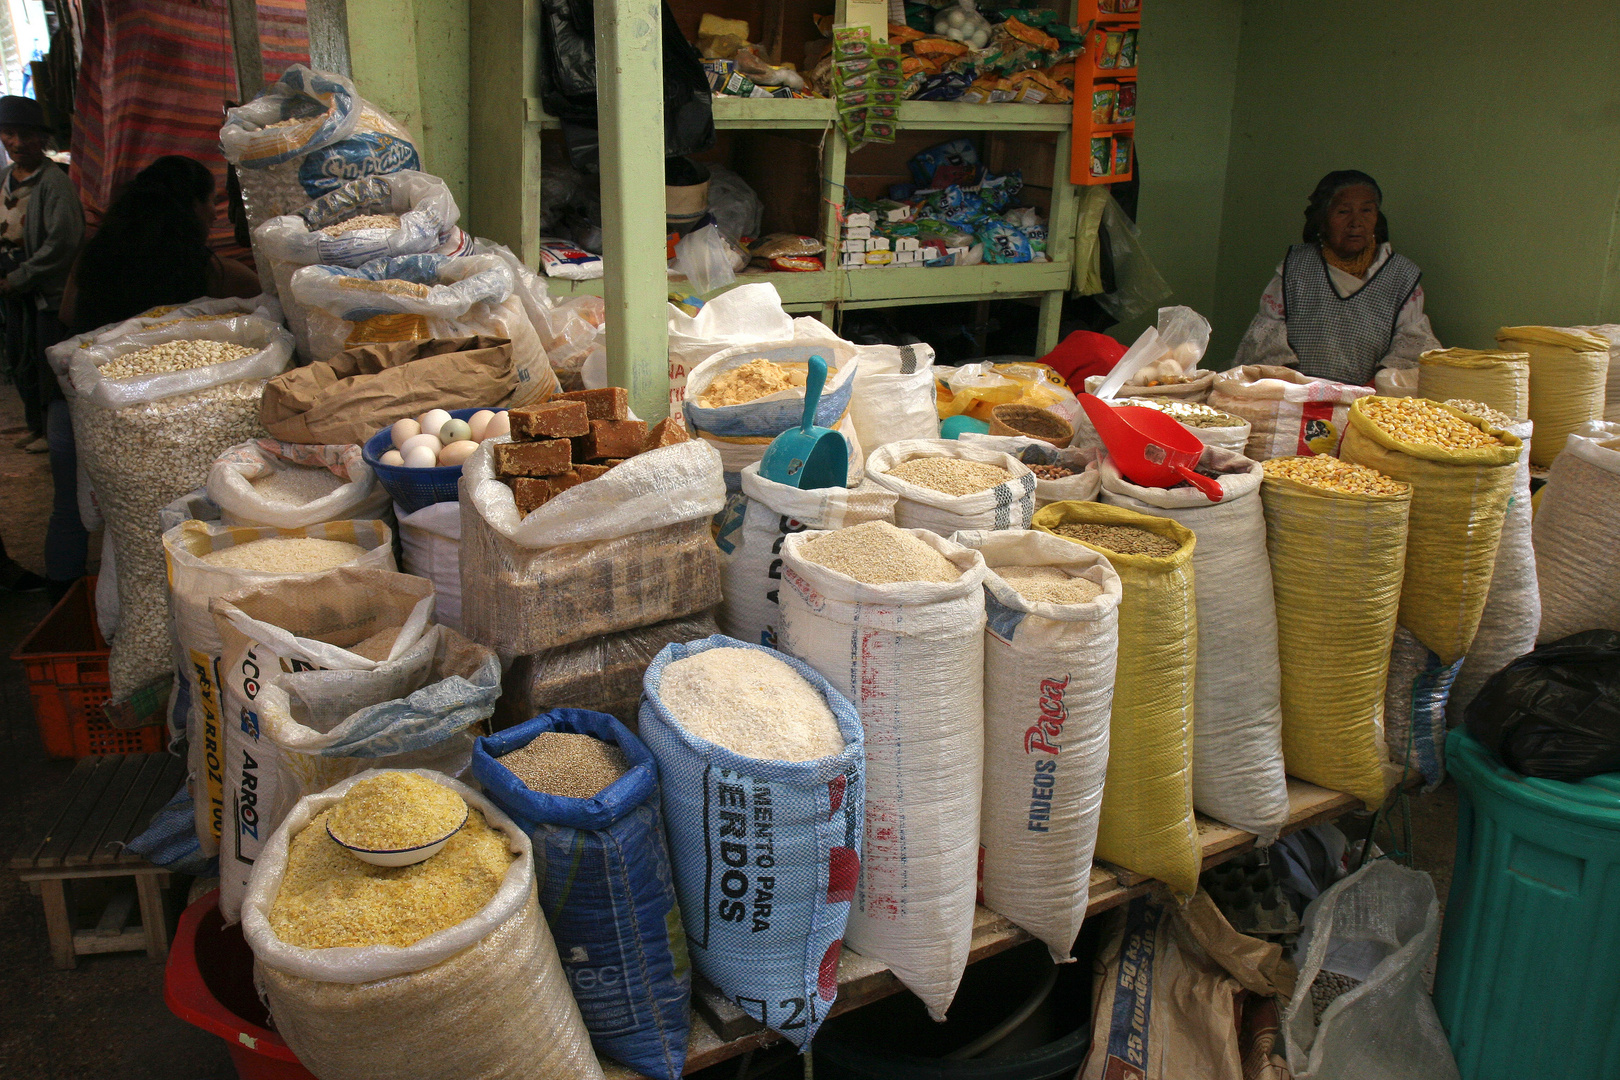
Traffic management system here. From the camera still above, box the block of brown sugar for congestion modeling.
[575,463,612,481]
[560,386,629,421]
[577,419,647,461]
[601,458,629,467]
[510,400,589,439]
[548,469,585,494]
[495,438,573,478]
[644,416,689,452]
[511,477,553,516]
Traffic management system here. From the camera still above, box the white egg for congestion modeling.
[404,444,440,468]
[391,418,420,450]
[437,440,479,467]
[468,409,495,440]
[482,411,511,439]
[379,449,405,467]
[946,9,967,27]
[439,418,473,444]
[969,28,989,46]
[417,409,452,439]
[400,432,443,458]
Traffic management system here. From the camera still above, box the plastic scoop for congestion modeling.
[759,354,849,489]
[1078,392,1223,502]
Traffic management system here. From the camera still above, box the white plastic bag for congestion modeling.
[1533,419,1620,642]
[847,342,940,450]
[667,282,796,414]
[397,501,462,633]
[1375,365,1421,397]
[207,440,390,528]
[866,439,1037,534]
[671,223,739,296]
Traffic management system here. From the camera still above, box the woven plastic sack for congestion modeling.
[70,316,295,702]
[1417,349,1529,420]
[242,770,604,1080]
[220,65,420,229]
[1261,465,1410,810]
[961,433,1102,505]
[1382,627,1463,787]
[641,636,865,1047]
[714,462,897,647]
[163,519,395,857]
[1033,502,1200,896]
[459,437,724,657]
[1495,325,1608,467]
[1340,399,1521,664]
[778,530,987,1019]
[1534,420,1620,642]
[473,711,691,1080]
[952,529,1120,963]
[395,500,461,631]
[207,439,389,528]
[1208,365,1374,461]
[291,252,559,408]
[1099,449,1289,840]
[848,342,940,450]
[1572,324,1620,422]
[1284,861,1459,1080]
[866,439,1037,535]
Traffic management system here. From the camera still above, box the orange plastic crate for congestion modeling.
[12,577,165,759]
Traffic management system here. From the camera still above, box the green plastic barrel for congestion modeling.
[1435,727,1620,1078]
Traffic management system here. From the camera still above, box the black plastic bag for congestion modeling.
[1465,630,1620,782]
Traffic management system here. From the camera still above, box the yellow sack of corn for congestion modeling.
[1340,399,1520,665]
[1417,349,1529,420]
[1033,501,1200,896]
[1494,326,1608,467]
[1261,462,1410,810]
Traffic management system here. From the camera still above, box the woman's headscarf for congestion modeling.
[1302,170,1389,246]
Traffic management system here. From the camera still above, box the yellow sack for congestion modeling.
[1033,501,1200,896]
[1494,326,1608,467]
[1261,467,1409,810]
[1417,349,1529,420]
[1339,399,1519,664]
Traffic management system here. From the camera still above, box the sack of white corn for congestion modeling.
[1070,399,1252,458]
[1533,420,1620,642]
[242,770,603,1080]
[1098,449,1290,840]
[951,529,1120,963]
[1571,324,1620,422]
[459,437,725,658]
[220,65,421,231]
[714,462,897,647]
[961,433,1102,505]
[207,440,390,528]
[1495,325,1609,467]
[1033,502,1200,896]
[69,317,295,704]
[163,519,396,857]
[1382,627,1463,787]
[1260,456,1410,810]
[1207,364,1373,460]
[866,439,1037,534]
[848,341,940,450]
[1339,397,1522,664]
[640,636,866,1047]
[213,567,501,922]
[778,527,988,1018]
[396,500,462,632]
[1417,349,1529,420]
[291,253,558,408]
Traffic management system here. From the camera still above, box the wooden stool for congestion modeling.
[10,751,186,969]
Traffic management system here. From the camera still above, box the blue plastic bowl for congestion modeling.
[362,406,507,514]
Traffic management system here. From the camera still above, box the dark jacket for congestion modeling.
[5,159,82,311]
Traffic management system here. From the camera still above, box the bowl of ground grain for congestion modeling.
[325,771,470,867]
[988,403,1074,448]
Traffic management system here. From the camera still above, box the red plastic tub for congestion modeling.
[164,890,318,1080]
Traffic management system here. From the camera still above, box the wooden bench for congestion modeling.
[10,751,186,969]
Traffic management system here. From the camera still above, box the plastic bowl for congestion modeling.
[327,806,469,867]
[362,406,505,514]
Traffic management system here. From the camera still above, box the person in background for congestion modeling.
[1233,170,1439,385]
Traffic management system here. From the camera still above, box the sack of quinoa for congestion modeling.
[1533,420,1620,643]
[641,636,865,1047]
[473,711,691,1080]
[242,769,603,1080]
[207,439,390,528]
[1207,364,1374,461]
[865,439,1037,534]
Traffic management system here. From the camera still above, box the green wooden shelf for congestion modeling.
[528,95,1073,132]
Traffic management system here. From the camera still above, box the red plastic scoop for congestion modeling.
[1078,393,1224,502]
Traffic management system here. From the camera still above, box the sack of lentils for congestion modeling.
[473,711,690,1080]
[69,317,295,703]
[242,769,603,1080]
[641,636,865,1048]
[865,439,1037,535]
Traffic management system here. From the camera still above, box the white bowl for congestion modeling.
[328,808,468,868]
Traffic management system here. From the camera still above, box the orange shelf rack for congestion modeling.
[1069,0,1139,185]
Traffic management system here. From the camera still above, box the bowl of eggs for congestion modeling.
[363,406,511,513]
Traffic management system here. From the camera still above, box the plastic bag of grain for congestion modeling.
[208,439,389,528]
[1098,448,1290,840]
[714,461,897,647]
[220,65,421,230]
[641,636,866,1046]
[866,439,1037,535]
[1495,326,1608,467]
[1417,349,1529,420]
[459,437,725,657]
[291,252,559,408]
[70,316,295,703]
[242,769,603,1080]
[396,500,461,632]
[473,711,690,1080]
[1571,324,1620,422]
[1382,627,1463,787]
[1033,502,1200,896]
[1339,398,1521,664]
[1207,364,1374,460]
[778,526,987,1018]
[847,341,940,450]
[1533,420,1620,642]
[961,433,1102,505]
[951,529,1120,962]
[1260,456,1411,810]
[164,519,396,856]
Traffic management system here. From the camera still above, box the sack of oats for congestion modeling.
[1207,364,1374,461]
[866,439,1037,535]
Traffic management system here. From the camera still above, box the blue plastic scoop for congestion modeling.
[759,354,849,489]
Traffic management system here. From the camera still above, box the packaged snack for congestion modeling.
[749,234,825,258]
[1116,81,1136,121]
[1120,30,1138,68]
[1114,135,1133,176]
[978,220,1034,264]
[1098,29,1124,68]
[537,238,604,280]
[1002,16,1059,51]
[834,26,872,59]
[768,255,824,272]
[1092,86,1117,124]
[1118,0,1139,11]
[1091,136,1110,177]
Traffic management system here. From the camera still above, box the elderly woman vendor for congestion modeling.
[1233,170,1439,385]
